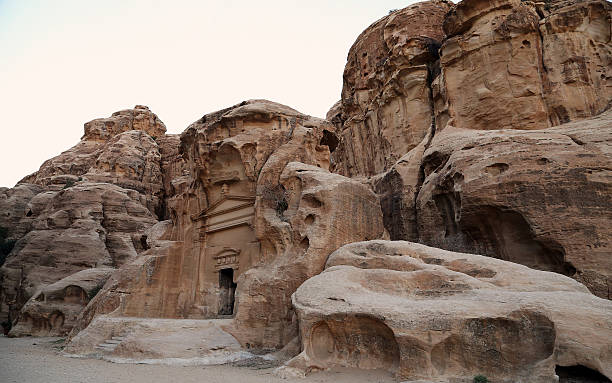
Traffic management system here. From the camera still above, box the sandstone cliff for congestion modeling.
[0,1,611,382]
[333,0,612,299]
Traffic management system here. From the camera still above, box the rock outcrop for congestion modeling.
[284,240,612,382]
[336,0,612,298]
[0,106,176,335]
[330,0,452,177]
[229,162,383,349]
[435,0,611,132]
[416,110,612,298]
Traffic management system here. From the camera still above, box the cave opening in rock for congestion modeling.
[320,130,339,153]
[556,365,611,383]
[218,268,237,316]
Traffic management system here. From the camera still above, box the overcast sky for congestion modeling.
[0,0,427,187]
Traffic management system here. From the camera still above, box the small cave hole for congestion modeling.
[140,235,150,250]
[538,158,551,165]
[305,214,316,225]
[556,365,611,383]
[303,195,323,209]
[26,210,32,217]
[320,130,339,153]
[300,236,310,253]
[522,40,531,48]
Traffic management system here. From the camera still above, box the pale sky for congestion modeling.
[0,0,426,187]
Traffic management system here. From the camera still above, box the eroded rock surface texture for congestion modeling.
[285,241,612,382]
[330,0,452,177]
[9,268,113,337]
[416,111,612,298]
[0,1,610,382]
[336,0,612,299]
[65,101,379,351]
[0,106,176,335]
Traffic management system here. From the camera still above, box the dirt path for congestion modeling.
[0,336,395,383]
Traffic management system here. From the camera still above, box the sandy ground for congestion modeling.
[0,335,395,383]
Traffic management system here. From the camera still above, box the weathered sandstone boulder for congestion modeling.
[8,268,113,337]
[284,240,612,382]
[330,0,452,177]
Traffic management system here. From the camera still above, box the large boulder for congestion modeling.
[284,240,612,382]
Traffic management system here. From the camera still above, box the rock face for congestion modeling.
[66,101,378,352]
[229,162,383,349]
[435,0,612,132]
[0,106,176,335]
[1,182,157,327]
[416,110,612,298]
[334,0,612,299]
[437,0,550,131]
[539,0,612,126]
[330,0,452,177]
[285,241,612,382]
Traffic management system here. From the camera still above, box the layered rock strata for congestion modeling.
[330,0,452,177]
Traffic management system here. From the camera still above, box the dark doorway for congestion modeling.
[218,268,237,316]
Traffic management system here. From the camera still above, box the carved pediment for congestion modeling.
[192,194,255,221]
